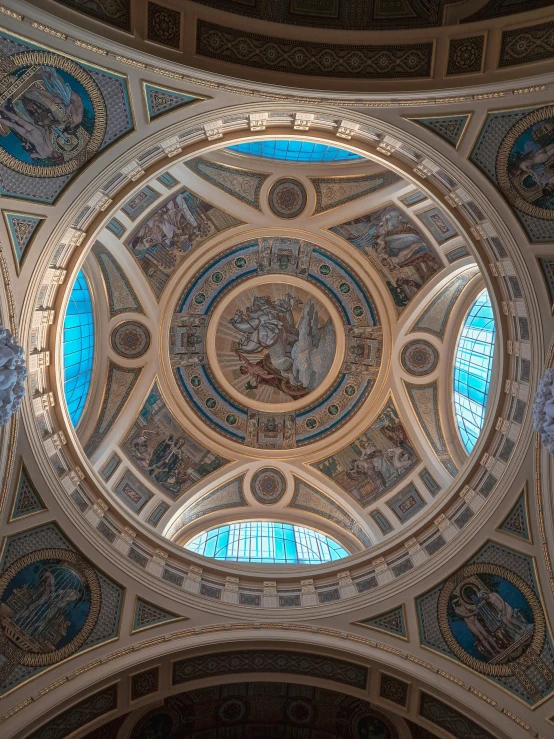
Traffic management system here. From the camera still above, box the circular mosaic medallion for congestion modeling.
[251,467,287,504]
[400,340,438,376]
[111,321,151,359]
[437,563,544,677]
[0,52,106,178]
[268,178,307,219]
[0,549,100,669]
[497,105,554,221]
[212,280,337,406]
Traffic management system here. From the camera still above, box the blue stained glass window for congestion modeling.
[227,140,363,163]
[63,270,94,427]
[185,521,349,564]
[453,289,496,453]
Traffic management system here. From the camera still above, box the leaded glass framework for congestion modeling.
[227,140,363,163]
[453,289,496,453]
[63,270,95,427]
[185,521,349,564]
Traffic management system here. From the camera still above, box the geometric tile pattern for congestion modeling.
[409,114,471,149]
[410,267,479,340]
[405,381,458,476]
[185,157,269,209]
[355,605,407,639]
[500,20,554,68]
[447,35,484,76]
[289,477,372,548]
[26,684,118,739]
[131,666,159,701]
[380,672,409,706]
[196,21,433,78]
[92,242,145,318]
[419,692,496,739]
[538,257,554,310]
[143,82,203,122]
[53,0,131,30]
[147,2,181,49]
[310,171,403,215]
[84,361,142,457]
[172,649,368,688]
[498,489,531,541]
[10,462,46,520]
[132,597,183,633]
[3,211,43,272]
[166,475,247,539]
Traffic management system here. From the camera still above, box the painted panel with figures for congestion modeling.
[329,205,442,312]
[310,399,419,507]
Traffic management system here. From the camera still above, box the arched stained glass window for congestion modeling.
[453,289,496,453]
[227,140,363,163]
[63,270,94,427]
[185,521,349,564]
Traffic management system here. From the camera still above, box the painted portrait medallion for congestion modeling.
[0,549,100,684]
[497,105,554,221]
[213,282,337,405]
[0,52,105,178]
[438,563,544,677]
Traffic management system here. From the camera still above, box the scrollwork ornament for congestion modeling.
[0,326,27,427]
[533,367,554,455]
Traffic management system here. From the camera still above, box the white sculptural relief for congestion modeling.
[534,367,554,456]
[0,327,27,426]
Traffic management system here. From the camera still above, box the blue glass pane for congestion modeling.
[63,271,94,427]
[186,521,349,564]
[227,140,363,163]
[453,289,495,453]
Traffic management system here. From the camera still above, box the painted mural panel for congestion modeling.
[329,205,442,312]
[417,541,554,705]
[310,400,419,507]
[0,523,122,696]
[122,382,231,499]
[125,189,244,299]
[0,30,133,203]
[216,283,336,405]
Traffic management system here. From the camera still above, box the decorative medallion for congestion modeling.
[268,178,307,219]
[0,52,106,178]
[217,696,249,724]
[497,105,554,222]
[111,321,151,359]
[437,563,542,678]
[0,549,100,684]
[170,239,383,449]
[212,281,336,406]
[251,468,287,505]
[401,340,438,376]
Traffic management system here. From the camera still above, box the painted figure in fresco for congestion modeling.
[451,581,533,660]
[230,294,335,401]
[0,64,87,166]
[129,192,210,263]
[331,206,440,309]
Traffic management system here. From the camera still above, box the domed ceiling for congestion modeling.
[56,142,492,558]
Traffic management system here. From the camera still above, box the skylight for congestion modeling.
[185,521,349,564]
[227,139,363,163]
[63,270,94,427]
[453,289,496,453]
